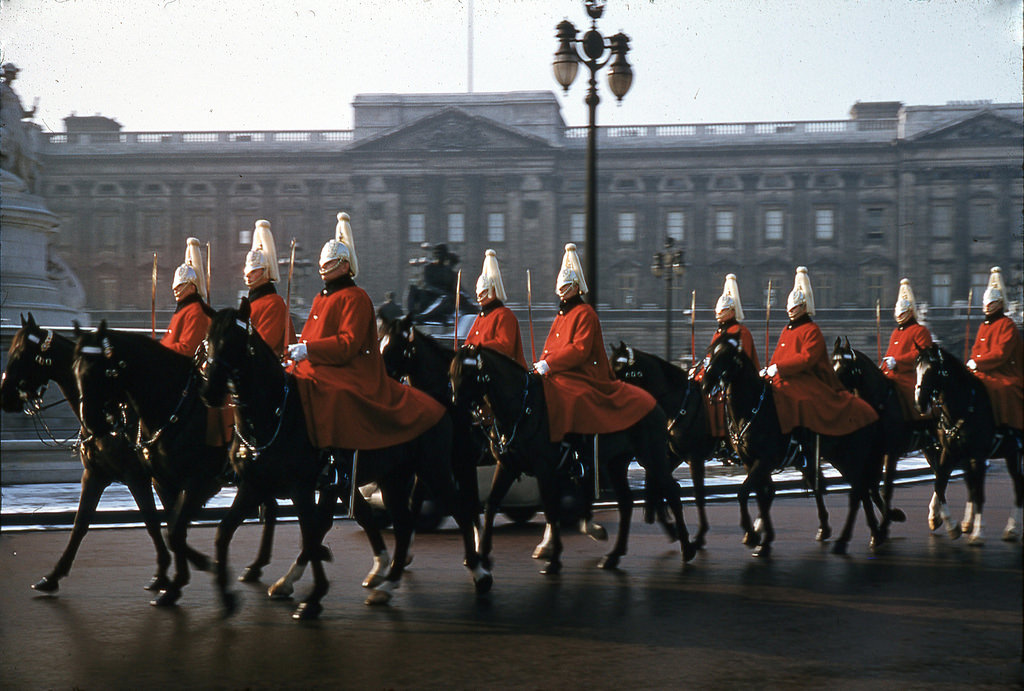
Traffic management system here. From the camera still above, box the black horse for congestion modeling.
[1,314,176,594]
[73,322,240,607]
[611,342,834,547]
[914,344,1023,544]
[702,337,886,556]
[831,339,932,524]
[450,344,697,575]
[202,301,491,608]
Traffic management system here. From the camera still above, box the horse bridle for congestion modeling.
[459,351,533,456]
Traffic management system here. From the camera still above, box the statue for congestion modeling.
[0,62,40,192]
[405,243,473,325]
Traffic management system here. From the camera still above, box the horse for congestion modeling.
[611,342,834,547]
[702,337,887,556]
[0,313,175,594]
[202,300,491,609]
[73,322,240,608]
[831,338,930,528]
[914,343,1023,544]
[450,344,697,575]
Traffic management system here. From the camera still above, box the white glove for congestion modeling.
[287,343,308,363]
[883,356,896,371]
[966,359,977,371]
[533,360,550,375]
[702,356,710,369]
[760,363,778,378]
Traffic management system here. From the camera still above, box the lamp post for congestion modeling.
[650,237,685,362]
[553,0,632,312]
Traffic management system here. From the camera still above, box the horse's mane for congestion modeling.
[94,327,194,372]
[412,326,455,358]
[628,346,689,385]
[469,344,528,374]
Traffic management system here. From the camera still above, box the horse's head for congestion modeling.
[914,343,945,415]
[831,336,861,390]
[201,299,255,406]
[379,314,416,380]
[609,340,635,380]
[1,313,57,413]
[702,336,743,396]
[73,321,128,436]
[449,344,488,408]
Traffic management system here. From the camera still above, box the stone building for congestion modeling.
[34,92,1023,360]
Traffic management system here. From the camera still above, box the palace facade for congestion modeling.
[34,92,1023,357]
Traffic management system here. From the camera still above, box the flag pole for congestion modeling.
[150,253,158,339]
[764,279,772,359]
[453,269,462,349]
[527,269,537,362]
[963,287,973,361]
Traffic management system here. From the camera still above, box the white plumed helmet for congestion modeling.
[172,237,207,296]
[716,273,745,322]
[244,220,280,282]
[786,266,815,316]
[319,212,358,278]
[475,249,508,303]
[982,266,1006,307]
[556,243,588,295]
[894,278,919,321]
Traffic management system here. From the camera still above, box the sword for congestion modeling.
[453,269,462,349]
[765,279,772,359]
[151,253,158,339]
[875,299,881,364]
[205,241,212,304]
[527,269,537,362]
[690,290,696,368]
[285,238,296,354]
[964,287,973,362]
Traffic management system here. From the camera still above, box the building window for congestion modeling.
[570,212,585,243]
[618,212,636,243]
[368,202,385,221]
[931,203,953,239]
[447,212,465,244]
[97,214,120,248]
[764,209,784,242]
[969,200,993,241]
[408,213,425,243]
[666,211,685,242]
[143,213,167,248]
[931,273,951,307]
[971,272,989,306]
[99,278,119,309]
[715,210,735,244]
[617,272,637,307]
[864,207,885,242]
[815,272,833,309]
[487,212,505,243]
[865,272,885,307]
[814,208,834,241]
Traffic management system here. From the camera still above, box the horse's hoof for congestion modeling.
[150,588,181,607]
[928,515,943,531]
[581,520,608,542]
[660,521,679,543]
[145,575,169,592]
[816,526,832,542]
[539,560,562,575]
[682,541,698,563]
[889,508,907,523]
[293,601,323,620]
[474,572,493,595]
[947,525,962,540]
[742,531,761,548]
[221,591,239,618]
[869,535,886,552]
[1002,526,1021,542]
[532,544,553,560]
[362,573,385,589]
[967,534,985,547]
[693,533,707,550]
[267,580,294,600]
[752,544,771,558]
[237,567,262,583]
[597,554,620,570]
[31,576,59,593]
[365,589,393,606]
[831,541,848,556]
[961,521,973,536]
[191,555,212,572]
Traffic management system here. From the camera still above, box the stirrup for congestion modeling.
[782,437,803,467]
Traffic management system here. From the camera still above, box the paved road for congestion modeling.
[1,473,1021,689]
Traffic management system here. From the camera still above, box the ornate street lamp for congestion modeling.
[554,1,632,311]
[650,237,685,361]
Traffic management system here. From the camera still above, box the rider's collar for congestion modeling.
[558,295,584,315]
[174,292,203,313]
[897,317,918,330]
[248,282,277,301]
[716,318,738,333]
[983,309,1005,325]
[480,299,504,316]
[321,275,355,296]
[786,313,813,329]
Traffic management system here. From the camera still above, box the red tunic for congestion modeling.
[248,285,295,358]
[538,297,656,443]
[707,320,761,437]
[881,320,933,419]
[970,313,1023,430]
[160,296,210,358]
[290,278,445,450]
[769,316,877,435]
[464,302,529,370]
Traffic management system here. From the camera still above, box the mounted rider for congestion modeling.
[880,278,934,419]
[705,273,761,439]
[966,266,1023,432]
[242,220,295,358]
[763,266,877,440]
[464,249,528,369]
[160,237,214,357]
[286,212,445,452]
[533,243,656,444]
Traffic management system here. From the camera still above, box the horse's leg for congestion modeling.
[800,458,832,542]
[657,464,697,564]
[881,447,907,523]
[239,499,277,583]
[481,463,517,566]
[366,473,416,605]
[688,457,709,549]
[534,455,564,575]
[214,486,262,616]
[32,470,111,593]
[155,483,211,573]
[966,458,987,546]
[738,463,759,547]
[929,448,960,539]
[751,475,775,557]
[831,485,859,556]
[598,458,632,569]
[291,488,332,620]
[124,476,173,592]
[1003,440,1024,541]
[347,489,391,589]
